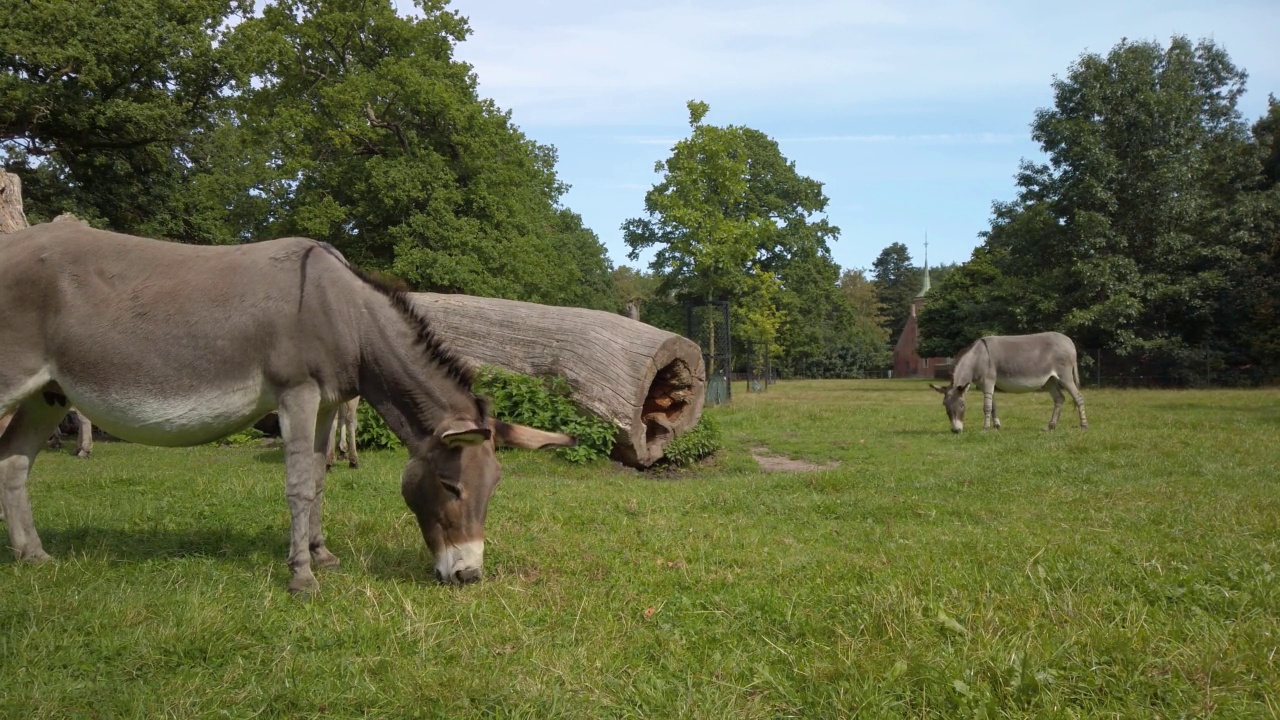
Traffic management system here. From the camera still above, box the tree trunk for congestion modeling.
[407,293,706,468]
[0,170,28,234]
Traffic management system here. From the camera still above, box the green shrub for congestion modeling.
[355,400,401,451]
[473,367,616,464]
[352,366,618,464]
[210,427,265,447]
[660,413,722,467]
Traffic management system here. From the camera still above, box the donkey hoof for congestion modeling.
[287,574,320,596]
[19,549,52,564]
[311,548,341,570]
[349,460,359,470]
[76,450,92,459]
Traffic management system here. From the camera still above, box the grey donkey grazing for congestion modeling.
[930,332,1089,433]
[0,222,575,594]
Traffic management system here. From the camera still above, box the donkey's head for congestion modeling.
[930,383,967,433]
[399,413,575,585]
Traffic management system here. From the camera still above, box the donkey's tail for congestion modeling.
[1072,359,1081,389]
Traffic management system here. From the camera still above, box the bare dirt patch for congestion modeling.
[750,446,841,472]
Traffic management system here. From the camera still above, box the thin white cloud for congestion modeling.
[432,0,1277,127]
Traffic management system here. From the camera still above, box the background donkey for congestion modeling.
[325,396,360,470]
[930,331,1089,433]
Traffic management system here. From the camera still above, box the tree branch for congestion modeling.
[364,103,410,155]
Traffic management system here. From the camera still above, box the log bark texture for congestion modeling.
[0,170,28,234]
[407,292,706,468]
[1,170,27,432]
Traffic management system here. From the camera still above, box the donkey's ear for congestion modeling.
[438,418,492,448]
[492,420,577,450]
[929,383,948,394]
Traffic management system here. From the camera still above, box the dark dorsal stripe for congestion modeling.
[341,261,476,392]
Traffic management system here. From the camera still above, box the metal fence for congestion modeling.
[685,301,732,405]
[1077,349,1267,388]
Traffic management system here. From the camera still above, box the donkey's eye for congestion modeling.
[440,480,462,499]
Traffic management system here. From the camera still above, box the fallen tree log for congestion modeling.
[407,293,706,468]
[0,170,28,234]
[1,170,22,433]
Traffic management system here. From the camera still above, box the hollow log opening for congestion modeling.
[641,359,696,444]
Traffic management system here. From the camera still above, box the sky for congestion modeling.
[399,0,1278,275]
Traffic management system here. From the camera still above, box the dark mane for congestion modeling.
[953,338,982,360]
[345,264,476,390]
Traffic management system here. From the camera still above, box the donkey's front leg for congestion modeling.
[277,386,324,595]
[309,406,341,571]
[982,391,995,430]
[1,397,70,563]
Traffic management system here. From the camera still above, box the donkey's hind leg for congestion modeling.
[0,394,69,562]
[1059,374,1088,430]
[1046,382,1065,431]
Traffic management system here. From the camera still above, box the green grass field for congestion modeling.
[3,380,1278,718]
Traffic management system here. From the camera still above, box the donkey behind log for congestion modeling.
[930,332,1089,433]
[325,396,360,470]
[46,408,93,458]
[0,223,575,593]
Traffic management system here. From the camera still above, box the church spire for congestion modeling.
[916,233,931,298]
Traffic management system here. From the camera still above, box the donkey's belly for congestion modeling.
[994,375,1053,393]
[64,378,273,447]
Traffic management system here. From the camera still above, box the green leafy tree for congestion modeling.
[233,0,607,304]
[545,208,617,310]
[0,0,259,240]
[917,244,1027,358]
[839,269,884,326]
[773,246,850,373]
[2,0,622,312]
[1233,96,1280,374]
[871,242,922,344]
[1021,36,1257,369]
[623,100,838,357]
[921,35,1269,382]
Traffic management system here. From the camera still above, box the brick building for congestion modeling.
[892,260,951,379]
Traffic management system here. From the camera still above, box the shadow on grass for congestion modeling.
[33,524,286,567]
[254,449,285,465]
[16,523,450,587]
[361,544,433,584]
[887,428,948,436]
